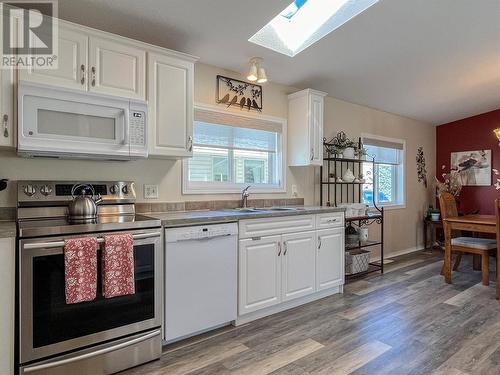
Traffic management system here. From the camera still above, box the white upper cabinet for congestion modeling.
[89,36,146,100]
[19,23,88,91]
[288,89,327,166]
[13,17,197,154]
[316,228,344,291]
[147,51,195,158]
[0,14,15,148]
[281,231,316,302]
[19,21,146,100]
[0,67,15,148]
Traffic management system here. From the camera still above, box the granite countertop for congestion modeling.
[147,206,345,227]
[0,221,16,239]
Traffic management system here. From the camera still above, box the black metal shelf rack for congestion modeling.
[320,142,384,280]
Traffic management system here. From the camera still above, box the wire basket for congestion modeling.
[345,250,370,275]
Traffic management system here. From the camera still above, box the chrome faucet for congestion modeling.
[241,186,251,208]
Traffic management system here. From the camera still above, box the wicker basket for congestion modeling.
[345,250,370,275]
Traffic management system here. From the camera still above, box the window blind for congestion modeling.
[194,122,278,153]
[193,108,282,153]
[363,137,404,165]
[194,108,283,133]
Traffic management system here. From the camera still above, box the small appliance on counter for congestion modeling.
[16,180,162,375]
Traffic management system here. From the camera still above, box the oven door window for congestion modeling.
[32,244,154,348]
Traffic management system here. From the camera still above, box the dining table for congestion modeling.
[443,215,499,299]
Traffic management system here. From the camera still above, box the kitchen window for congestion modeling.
[183,106,286,193]
[361,134,405,208]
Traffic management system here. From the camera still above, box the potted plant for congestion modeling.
[343,141,356,159]
[325,132,354,158]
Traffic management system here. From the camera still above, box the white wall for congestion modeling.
[0,63,313,207]
[0,62,436,256]
[322,97,436,256]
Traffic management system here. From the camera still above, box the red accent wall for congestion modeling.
[436,109,500,215]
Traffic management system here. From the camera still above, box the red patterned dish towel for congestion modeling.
[102,234,135,298]
[64,237,98,304]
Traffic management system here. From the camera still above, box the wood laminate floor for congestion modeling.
[122,251,499,375]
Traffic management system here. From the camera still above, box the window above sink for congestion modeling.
[183,105,286,194]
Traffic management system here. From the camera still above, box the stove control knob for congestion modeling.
[122,185,129,195]
[24,184,36,197]
[109,184,119,195]
[40,184,53,196]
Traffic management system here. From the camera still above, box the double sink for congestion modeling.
[226,207,305,213]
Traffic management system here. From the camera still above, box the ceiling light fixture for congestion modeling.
[247,57,267,83]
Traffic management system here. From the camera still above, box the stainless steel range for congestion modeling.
[17,181,162,375]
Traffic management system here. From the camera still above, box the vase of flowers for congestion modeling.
[435,167,462,197]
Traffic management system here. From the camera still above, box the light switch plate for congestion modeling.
[144,184,159,199]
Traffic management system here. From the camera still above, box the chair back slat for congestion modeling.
[496,199,500,244]
[439,192,459,220]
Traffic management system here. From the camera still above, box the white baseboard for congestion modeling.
[371,246,425,262]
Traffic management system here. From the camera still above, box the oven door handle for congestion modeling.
[23,329,161,373]
[23,231,161,250]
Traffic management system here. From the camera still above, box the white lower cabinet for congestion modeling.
[238,214,345,319]
[239,235,281,315]
[316,228,345,291]
[282,231,316,302]
[0,237,15,375]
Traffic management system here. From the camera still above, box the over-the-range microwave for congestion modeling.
[18,81,148,160]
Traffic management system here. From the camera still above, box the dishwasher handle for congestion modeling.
[173,233,235,242]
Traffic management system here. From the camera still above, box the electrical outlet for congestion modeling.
[291,184,298,197]
[144,184,159,199]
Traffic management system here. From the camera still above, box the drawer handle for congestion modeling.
[91,66,96,87]
[80,64,85,85]
[2,114,8,138]
[327,218,338,223]
[24,329,161,373]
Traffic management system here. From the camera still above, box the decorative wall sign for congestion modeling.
[416,147,427,187]
[216,75,262,111]
[451,150,492,186]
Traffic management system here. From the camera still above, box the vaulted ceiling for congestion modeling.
[58,0,500,124]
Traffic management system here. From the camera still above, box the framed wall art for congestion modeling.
[451,150,492,186]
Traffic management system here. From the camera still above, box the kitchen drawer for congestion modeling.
[316,212,344,229]
[239,215,315,239]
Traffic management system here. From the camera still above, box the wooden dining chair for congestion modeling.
[439,192,497,285]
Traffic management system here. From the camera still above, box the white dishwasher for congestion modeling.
[164,223,238,343]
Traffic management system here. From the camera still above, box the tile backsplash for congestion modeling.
[136,198,304,213]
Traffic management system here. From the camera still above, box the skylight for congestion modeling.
[249,0,379,57]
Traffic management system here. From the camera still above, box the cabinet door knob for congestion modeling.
[283,241,288,255]
[80,64,85,85]
[3,114,8,138]
[310,148,314,161]
[318,237,322,249]
[91,66,96,87]
[278,242,282,256]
